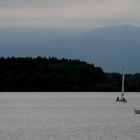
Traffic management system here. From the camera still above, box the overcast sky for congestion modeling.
[0,0,140,28]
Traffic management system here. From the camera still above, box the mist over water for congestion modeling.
[0,92,139,140]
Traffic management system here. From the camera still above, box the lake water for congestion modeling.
[0,92,140,140]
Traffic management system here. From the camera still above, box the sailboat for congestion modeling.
[134,108,140,114]
[116,65,127,102]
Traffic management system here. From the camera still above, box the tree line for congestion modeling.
[0,57,139,91]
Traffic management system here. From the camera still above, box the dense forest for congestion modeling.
[0,57,140,91]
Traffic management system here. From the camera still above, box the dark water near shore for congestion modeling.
[0,92,140,140]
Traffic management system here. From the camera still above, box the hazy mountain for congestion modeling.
[38,25,140,73]
[0,27,86,56]
[0,25,140,73]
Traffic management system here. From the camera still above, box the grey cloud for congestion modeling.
[0,0,108,7]
[0,0,140,28]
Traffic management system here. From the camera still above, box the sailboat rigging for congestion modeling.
[116,65,127,102]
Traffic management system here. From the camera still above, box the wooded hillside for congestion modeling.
[0,57,139,91]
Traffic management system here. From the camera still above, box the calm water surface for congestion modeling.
[0,92,140,140]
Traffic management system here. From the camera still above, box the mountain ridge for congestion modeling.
[0,25,140,73]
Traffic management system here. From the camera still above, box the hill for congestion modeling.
[0,25,140,73]
[0,57,105,91]
[44,25,140,73]
[0,57,140,91]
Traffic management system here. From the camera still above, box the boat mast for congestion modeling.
[121,65,125,100]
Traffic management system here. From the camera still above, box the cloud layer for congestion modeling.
[0,0,140,28]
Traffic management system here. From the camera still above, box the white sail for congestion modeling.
[121,65,125,100]
[116,65,127,102]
